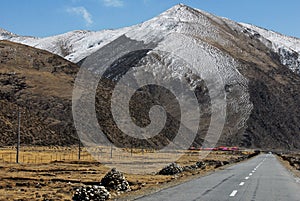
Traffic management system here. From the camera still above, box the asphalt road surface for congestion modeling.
[136,153,300,201]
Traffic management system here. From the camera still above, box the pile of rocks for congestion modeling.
[182,164,198,171]
[158,160,229,175]
[157,152,264,181]
[158,163,183,175]
[72,185,110,201]
[101,168,131,191]
[195,161,206,169]
[203,160,225,168]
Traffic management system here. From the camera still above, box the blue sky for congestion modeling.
[1,0,299,38]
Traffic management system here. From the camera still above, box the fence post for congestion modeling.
[110,145,113,159]
[16,108,21,164]
[78,141,81,160]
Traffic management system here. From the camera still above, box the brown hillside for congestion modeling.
[0,40,79,146]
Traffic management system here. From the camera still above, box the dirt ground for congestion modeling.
[276,153,300,179]
[0,147,255,201]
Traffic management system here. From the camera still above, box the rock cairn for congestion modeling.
[158,162,183,175]
[72,185,110,201]
[101,168,131,191]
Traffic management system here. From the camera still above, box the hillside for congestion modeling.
[0,40,79,145]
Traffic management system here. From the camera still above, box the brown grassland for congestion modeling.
[0,146,255,201]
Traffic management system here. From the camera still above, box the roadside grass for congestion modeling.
[0,146,255,200]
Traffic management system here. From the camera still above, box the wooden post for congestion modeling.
[110,145,113,159]
[78,140,81,160]
[16,108,21,164]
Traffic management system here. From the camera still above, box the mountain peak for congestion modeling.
[168,3,195,11]
[164,3,200,15]
[0,28,16,38]
[156,3,213,25]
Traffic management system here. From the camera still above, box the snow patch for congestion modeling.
[240,23,300,74]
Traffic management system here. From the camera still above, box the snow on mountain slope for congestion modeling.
[1,4,300,74]
[0,28,17,38]
[1,5,228,63]
[126,4,221,44]
[0,27,131,63]
[240,23,300,53]
[240,23,300,74]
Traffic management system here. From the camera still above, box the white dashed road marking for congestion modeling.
[229,190,238,197]
[231,161,265,198]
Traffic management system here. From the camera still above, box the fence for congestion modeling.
[0,146,160,164]
[0,146,95,164]
[0,145,240,167]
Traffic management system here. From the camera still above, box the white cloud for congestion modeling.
[67,7,93,26]
[102,0,124,7]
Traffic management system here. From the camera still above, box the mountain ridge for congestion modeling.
[0,4,299,75]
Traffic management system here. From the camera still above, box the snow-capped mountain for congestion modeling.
[1,4,300,75]
[0,27,131,63]
[73,4,300,150]
[1,4,300,150]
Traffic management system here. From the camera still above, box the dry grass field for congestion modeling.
[0,146,256,201]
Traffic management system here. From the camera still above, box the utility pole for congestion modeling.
[78,139,81,160]
[16,107,21,164]
[110,144,113,159]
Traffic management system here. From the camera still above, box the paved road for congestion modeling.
[136,154,300,201]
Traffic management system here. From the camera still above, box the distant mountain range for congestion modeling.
[0,4,299,150]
